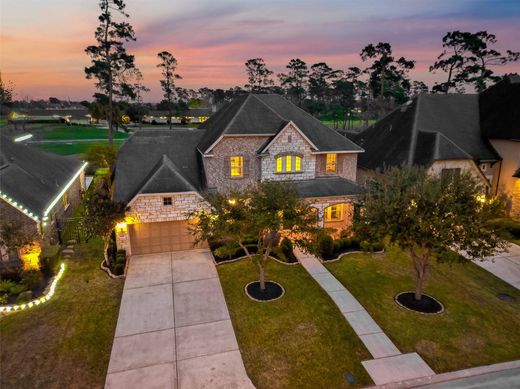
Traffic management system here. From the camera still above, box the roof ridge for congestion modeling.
[433,132,473,160]
[221,94,253,136]
[251,94,288,122]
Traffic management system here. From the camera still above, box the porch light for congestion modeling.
[116,222,128,232]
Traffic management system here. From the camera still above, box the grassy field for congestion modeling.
[39,124,129,141]
[0,238,123,389]
[321,119,376,130]
[217,260,372,389]
[325,246,520,373]
[35,139,126,156]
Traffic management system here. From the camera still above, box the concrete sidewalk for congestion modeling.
[474,243,520,290]
[295,249,435,386]
[105,249,254,389]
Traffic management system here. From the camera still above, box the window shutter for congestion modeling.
[243,156,250,177]
[224,157,231,177]
[317,155,325,175]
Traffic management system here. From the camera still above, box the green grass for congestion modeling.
[325,246,520,373]
[217,260,372,388]
[35,139,126,156]
[0,238,123,389]
[321,119,376,130]
[37,123,129,141]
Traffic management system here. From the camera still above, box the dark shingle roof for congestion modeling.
[198,94,363,154]
[479,75,520,140]
[113,129,206,202]
[0,136,83,217]
[514,168,520,178]
[355,94,499,170]
[289,177,362,198]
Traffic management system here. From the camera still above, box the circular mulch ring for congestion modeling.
[497,293,516,303]
[395,291,444,314]
[245,280,285,302]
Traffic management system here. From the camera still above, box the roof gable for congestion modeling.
[258,121,317,154]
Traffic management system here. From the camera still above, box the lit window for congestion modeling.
[324,204,344,222]
[326,154,337,173]
[275,155,302,173]
[230,156,243,177]
[163,197,172,206]
[62,192,69,209]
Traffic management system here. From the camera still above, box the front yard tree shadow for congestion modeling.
[355,166,510,313]
[190,181,319,301]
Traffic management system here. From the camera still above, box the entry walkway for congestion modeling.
[105,249,254,389]
[295,249,435,386]
[474,243,520,290]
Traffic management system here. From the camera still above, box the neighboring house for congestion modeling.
[354,75,520,219]
[0,136,86,272]
[114,94,364,255]
[142,108,213,125]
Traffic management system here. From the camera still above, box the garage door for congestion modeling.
[128,220,206,255]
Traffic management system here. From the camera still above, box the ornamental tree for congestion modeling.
[355,166,509,301]
[83,178,126,264]
[190,181,319,290]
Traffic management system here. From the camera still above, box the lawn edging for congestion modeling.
[212,253,300,267]
[0,263,66,314]
[100,259,126,279]
[320,248,385,263]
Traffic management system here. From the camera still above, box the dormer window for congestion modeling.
[325,154,337,173]
[276,154,302,173]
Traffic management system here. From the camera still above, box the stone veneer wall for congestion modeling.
[116,192,210,253]
[202,136,269,192]
[512,180,520,220]
[315,153,358,181]
[261,124,316,181]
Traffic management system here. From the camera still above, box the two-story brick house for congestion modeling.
[114,94,364,255]
[0,136,86,272]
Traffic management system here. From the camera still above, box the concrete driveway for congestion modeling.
[105,249,254,389]
[475,243,520,290]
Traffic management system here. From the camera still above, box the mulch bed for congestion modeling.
[395,291,444,314]
[245,281,284,302]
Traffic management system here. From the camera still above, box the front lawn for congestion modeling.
[217,260,372,388]
[0,238,123,388]
[325,247,520,373]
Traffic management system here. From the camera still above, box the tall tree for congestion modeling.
[355,166,509,301]
[278,58,309,106]
[410,80,429,97]
[157,51,182,130]
[244,58,274,93]
[431,31,519,93]
[360,42,415,118]
[0,71,14,115]
[190,181,318,291]
[85,0,136,144]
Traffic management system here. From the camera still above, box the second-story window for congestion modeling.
[276,154,302,173]
[163,197,172,205]
[325,153,337,173]
[230,156,244,177]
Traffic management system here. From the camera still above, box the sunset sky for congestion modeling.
[1,0,519,102]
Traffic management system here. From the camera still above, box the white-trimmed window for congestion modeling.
[275,154,302,173]
[324,204,344,222]
[230,156,244,177]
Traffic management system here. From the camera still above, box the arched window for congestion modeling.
[276,154,302,173]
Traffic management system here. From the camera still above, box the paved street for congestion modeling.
[105,249,254,389]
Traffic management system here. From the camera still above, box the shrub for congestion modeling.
[40,244,60,277]
[115,249,127,264]
[112,263,125,275]
[0,280,17,293]
[21,270,44,291]
[360,240,384,252]
[489,218,520,239]
[0,293,8,304]
[318,234,334,259]
[8,283,28,295]
[279,237,296,262]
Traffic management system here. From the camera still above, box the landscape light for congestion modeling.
[14,134,33,142]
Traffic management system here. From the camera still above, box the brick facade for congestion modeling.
[307,196,357,235]
[202,136,269,192]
